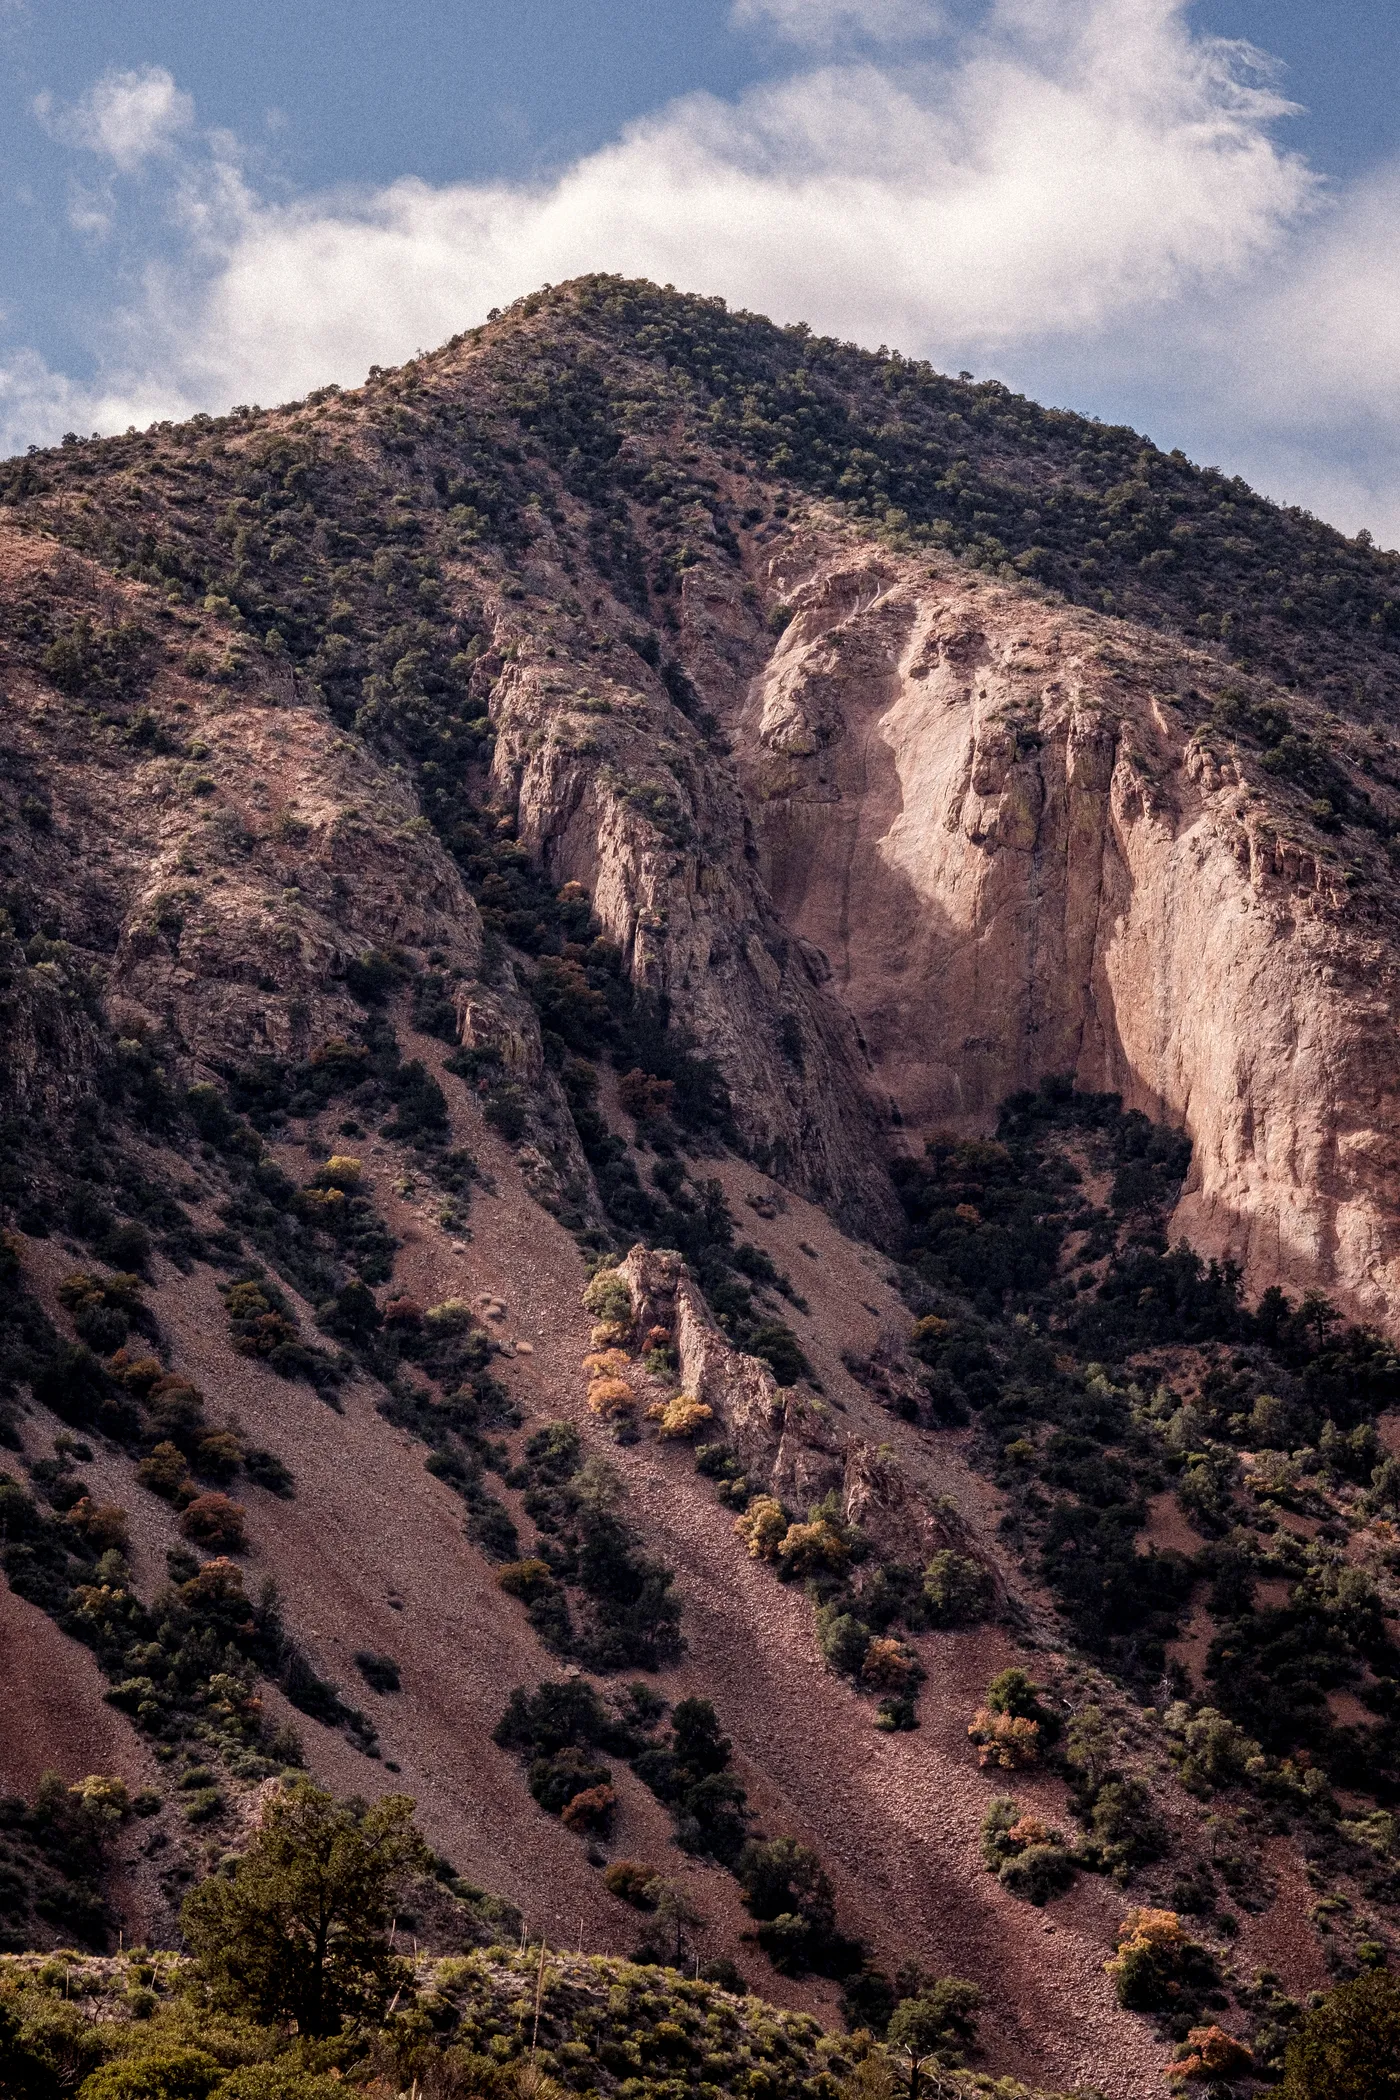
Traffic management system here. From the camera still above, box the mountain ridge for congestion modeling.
[4,277,1400,2097]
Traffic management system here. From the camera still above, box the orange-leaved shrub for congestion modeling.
[587,1377,636,1419]
[603,1859,661,1908]
[382,1297,424,1328]
[560,1783,617,1835]
[1105,1908,1222,2014]
[180,1493,248,1553]
[1167,2026,1253,2084]
[861,1637,922,1694]
[63,1498,130,1552]
[968,1709,1040,1769]
[106,1349,163,1395]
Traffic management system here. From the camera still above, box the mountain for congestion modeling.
[3,277,1400,2097]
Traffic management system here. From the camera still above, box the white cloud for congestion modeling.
[28,2,1310,397]
[8,2,1400,541]
[36,64,193,173]
[1235,162,1400,433]
[731,0,944,43]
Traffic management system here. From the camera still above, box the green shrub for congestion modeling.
[217,2068,347,2100]
[77,2044,224,2100]
[814,1603,871,1678]
[181,1782,427,2036]
[353,1652,401,1694]
[1282,1970,1400,2097]
[921,1551,993,1626]
[137,1442,193,1502]
[1166,1704,1264,1793]
[582,1270,632,1326]
[978,1800,1076,1904]
[734,1847,831,1940]
[1084,1776,1165,1876]
[494,1558,557,1603]
[998,1842,1076,1906]
[887,1981,982,2083]
[983,1667,1059,1739]
[746,1323,810,1388]
[754,1912,816,1975]
[242,1448,295,1498]
[978,1798,1022,1871]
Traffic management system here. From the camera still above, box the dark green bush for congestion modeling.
[353,1652,401,1694]
[527,1749,613,1816]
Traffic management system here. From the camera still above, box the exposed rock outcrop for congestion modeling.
[706,540,1400,1327]
[615,1242,990,1570]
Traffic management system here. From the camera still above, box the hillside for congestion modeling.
[3,277,1400,2096]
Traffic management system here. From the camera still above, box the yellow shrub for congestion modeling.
[313,1155,363,1188]
[590,1321,629,1348]
[655,1394,714,1440]
[1112,1907,1185,1957]
[734,1495,789,1561]
[425,1297,476,1330]
[496,1558,556,1602]
[583,1348,631,1379]
[861,1637,918,1692]
[582,1269,632,1324]
[296,1186,346,1214]
[68,1775,130,1827]
[777,1517,849,1578]
[587,1376,636,1418]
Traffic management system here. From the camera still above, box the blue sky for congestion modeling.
[3,2,1400,540]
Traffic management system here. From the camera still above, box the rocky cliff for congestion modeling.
[722,536,1400,1327]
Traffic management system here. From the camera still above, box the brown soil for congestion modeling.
[0,1578,156,1802]
[1136,1492,1200,1560]
[1165,1607,1215,1693]
[1232,1837,1330,1998]
[0,1573,174,1944]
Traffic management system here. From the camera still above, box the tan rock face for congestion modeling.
[698,540,1400,1327]
[491,642,898,1238]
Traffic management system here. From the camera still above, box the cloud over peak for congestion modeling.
[8,1,1400,542]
